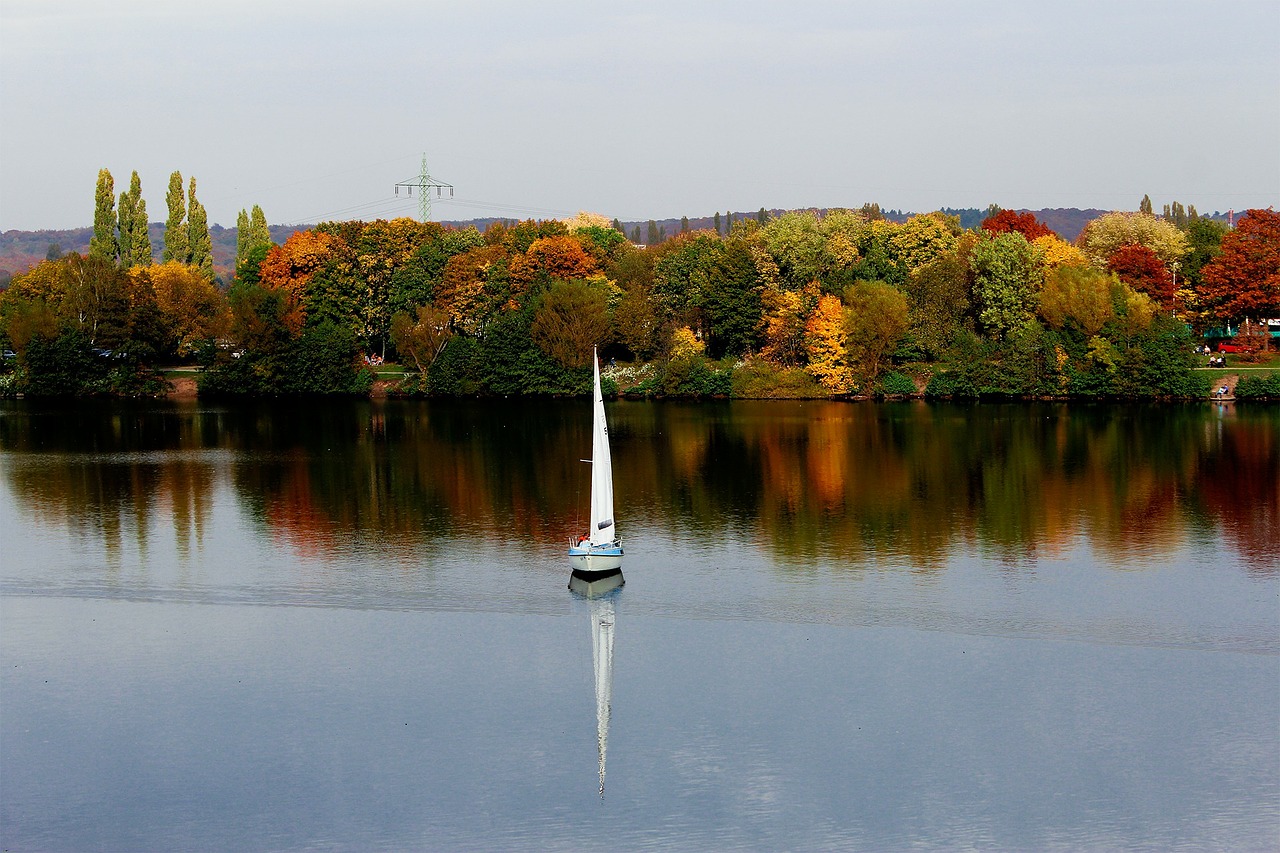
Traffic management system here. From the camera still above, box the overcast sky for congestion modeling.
[1,0,1277,231]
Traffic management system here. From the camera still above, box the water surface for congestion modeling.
[2,399,1277,850]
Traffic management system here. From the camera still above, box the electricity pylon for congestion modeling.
[394,154,454,221]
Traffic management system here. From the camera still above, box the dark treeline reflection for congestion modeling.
[1,400,1275,572]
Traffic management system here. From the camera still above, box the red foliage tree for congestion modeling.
[1200,208,1280,323]
[1108,243,1174,308]
[980,209,1055,241]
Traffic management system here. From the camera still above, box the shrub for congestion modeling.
[1234,374,1280,400]
[731,359,826,398]
[876,371,917,397]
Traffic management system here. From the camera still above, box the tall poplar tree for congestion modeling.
[714,212,722,235]
[117,182,136,268]
[1140,194,1153,215]
[90,168,118,263]
[186,176,213,279]
[163,171,188,263]
[117,170,152,268]
[133,195,152,266]
[235,209,251,266]
[249,205,271,252]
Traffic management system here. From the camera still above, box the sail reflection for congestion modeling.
[569,570,623,797]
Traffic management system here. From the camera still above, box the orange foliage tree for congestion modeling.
[1200,208,1280,325]
[981,209,1055,241]
[256,230,345,333]
[804,294,855,393]
[1108,244,1174,308]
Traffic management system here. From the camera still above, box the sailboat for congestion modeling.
[568,347,624,578]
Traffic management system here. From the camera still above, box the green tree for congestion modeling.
[647,220,660,244]
[1139,194,1153,215]
[186,177,213,279]
[843,280,909,382]
[680,216,690,233]
[970,231,1042,341]
[702,237,762,358]
[530,279,610,368]
[115,170,151,268]
[130,175,152,267]
[757,207,769,225]
[117,182,137,269]
[390,304,453,373]
[714,212,722,235]
[163,171,188,263]
[235,209,251,266]
[90,168,118,264]
[905,254,970,359]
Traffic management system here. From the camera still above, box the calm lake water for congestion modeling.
[2,398,1277,851]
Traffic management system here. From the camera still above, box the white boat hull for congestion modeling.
[568,543,624,574]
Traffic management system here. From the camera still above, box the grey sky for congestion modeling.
[1,0,1277,231]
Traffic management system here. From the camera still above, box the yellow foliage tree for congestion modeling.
[804,294,855,394]
[1038,266,1115,336]
[138,261,229,353]
[670,325,705,359]
[1033,234,1087,271]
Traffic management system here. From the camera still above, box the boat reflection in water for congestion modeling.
[569,569,623,797]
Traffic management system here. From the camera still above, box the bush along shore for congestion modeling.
[2,205,1276,402]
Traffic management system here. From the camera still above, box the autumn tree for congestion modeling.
[138,261,229,355]
[530,279,610,368]
[257,230,346,334]
[805,294,854,393]
[759,283,815,366]
[1077,211,1189,268]
[889,213,960,273]
[843,280,908,382]
[1200,208,1280,325]
[1038,266,1116,337]
[163,171,188,263]
[1032,234,1086,271]
[981,209,1054,241]
[90,168,118,264]
[509,235,598,296]
[1107,244,1174,308]
[390,304,454,373]
[436,244,511,334]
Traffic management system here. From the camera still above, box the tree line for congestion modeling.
[1,178,1277,398]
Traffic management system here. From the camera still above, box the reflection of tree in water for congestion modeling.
[1,399,1275,573]
[0,401,219,565]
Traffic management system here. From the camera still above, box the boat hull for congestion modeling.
[568,543,624,574]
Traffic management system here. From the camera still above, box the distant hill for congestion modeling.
[1,207,1239,284]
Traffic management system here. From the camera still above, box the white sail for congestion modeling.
[588,350,616,546]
